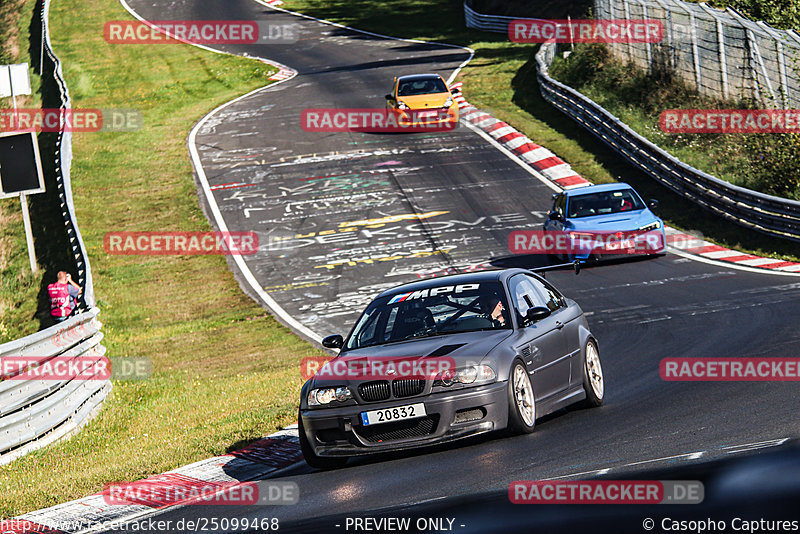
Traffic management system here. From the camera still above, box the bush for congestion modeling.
[743,133,800,198]
[706,0,800,30]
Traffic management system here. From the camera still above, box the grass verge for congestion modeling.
[0,0,326,517]
[282,0,800,262]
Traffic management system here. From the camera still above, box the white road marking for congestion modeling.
[721,438,790,454]
[623,452,705,467]
[638,315,672,324]
[544,468,611,480]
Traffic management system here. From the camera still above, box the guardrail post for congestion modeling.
[608,0,621,56]
[726,8,777,105]
[698,3,730,100]
[757,21,791,109]
[715,14,730,99]
[678,3,703,90]
[653,0,675,71]
[774,36,788,109]
[639,0,653,74]
[623,0,634,63]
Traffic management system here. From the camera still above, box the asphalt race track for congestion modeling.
[115,0,800,531]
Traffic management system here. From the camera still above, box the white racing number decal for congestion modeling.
[387,284,480,304]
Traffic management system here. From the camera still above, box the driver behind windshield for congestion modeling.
[480,294,508,328]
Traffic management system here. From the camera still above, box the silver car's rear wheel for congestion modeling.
[507,361,536,433]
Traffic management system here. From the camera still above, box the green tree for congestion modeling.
[709,0,800,29]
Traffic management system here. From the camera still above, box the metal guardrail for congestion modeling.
[464,2,800,243]
[0,308,110,465]
[464,2,546,33]
[0,0,108,465]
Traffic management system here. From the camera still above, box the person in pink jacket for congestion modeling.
[48,271,82,323]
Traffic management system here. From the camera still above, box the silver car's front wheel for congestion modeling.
[507,361,536,433]
[582,340,604,407]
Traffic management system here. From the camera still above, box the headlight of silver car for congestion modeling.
[308,386,353,406]
[434,364,496,387]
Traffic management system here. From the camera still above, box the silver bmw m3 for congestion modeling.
[299,267,604,468]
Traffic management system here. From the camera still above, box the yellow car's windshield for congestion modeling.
[397,77,448,96]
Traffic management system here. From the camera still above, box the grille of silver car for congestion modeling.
[392,379,425,398]
[359,380,391,402]
[357,415,438,443]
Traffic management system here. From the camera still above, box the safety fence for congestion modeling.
[0,308,109,465]
[595,0,800,108]
[464,2,800,242]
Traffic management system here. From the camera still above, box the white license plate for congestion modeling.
[417,111,437,117]
[360,403,426,426]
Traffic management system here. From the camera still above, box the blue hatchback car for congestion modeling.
[543,183,666,262]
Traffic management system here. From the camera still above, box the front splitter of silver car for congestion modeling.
[300,381,509,457]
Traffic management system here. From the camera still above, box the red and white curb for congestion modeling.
[451,82,800,275]
[262,0,284,5]
[269,66,294,81]
[665,228,800,272]
[0,426,302,534]
[452,83,590,190]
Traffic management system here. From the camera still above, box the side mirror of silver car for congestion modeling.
[322,334,344,349]
[525,306,551,325]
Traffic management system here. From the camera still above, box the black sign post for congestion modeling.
[0,131,46,273]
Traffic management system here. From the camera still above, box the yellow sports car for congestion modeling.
[385,73,459,129]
